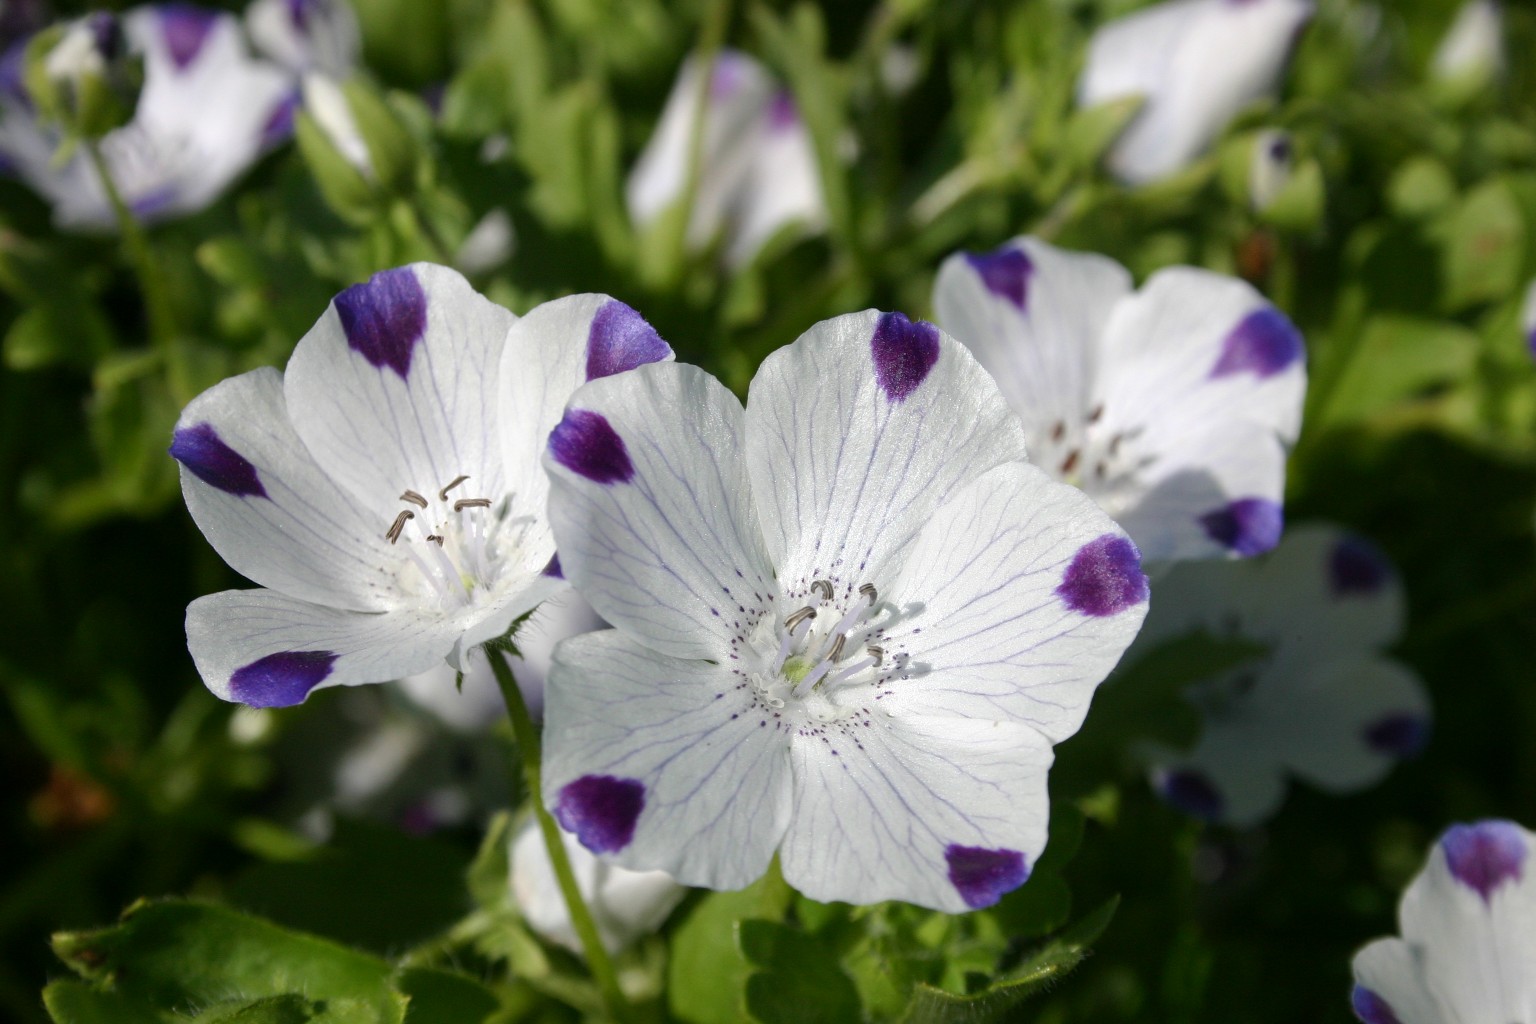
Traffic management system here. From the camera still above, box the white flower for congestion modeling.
[540,309,1149,911]
[1350,819,1536,1024]
[933,236,1306,564]
[1078,0,1315,185]
[42,13,119,86]
[0,4,293,229]
[1431,1,1503,83]
[170,264,673,706]
[245,0,359,79]
[1519,277,1536,361]
[625,49,826,269]
[1137,524,1429,826]
[510,818,686,955]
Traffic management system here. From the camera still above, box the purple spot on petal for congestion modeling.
[228,650,337,707]
[157,3,220,71]
[1363,713,1430,759]
[334,266,428,379]
[542,552,563,578]
[1199,498,1282,556]
[170,422,267,498]
[871,311,941,402]
[1441,820,1527,904]
[1211,307,1304,379]
[1156,768,1224,822]
[766,89,799,132]
[1350,986,1403,1024]
[548,409,634,485]
[554,775,645,853]
[585,299,670,381]
[131,185,180,221]
[1056,534,1147,616]
[1330,535,1392,597]
[260,91,299,149]
[945,844,1029,909]
[709,50,749,99]
[964,245,1034,310]
[286,0,313,30]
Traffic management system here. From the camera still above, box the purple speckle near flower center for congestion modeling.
[169,422,267,498]
[554,775,645,853]
[157,3,220,71]
[549,409,634,485]
[542,552,563,578]
[964,245,1034,310]
[228,649,338,707]
[1330,535,1392,597]
[260,92,299,149]
[1441,820,1527,904]
[334,266,428,379]
[945,844,1029,909]
[871,311,941,402]
[1156,768,1224,822]
[766,90,799,132]
[1056,534,1147,617]
[1350,986,1403,1024]
[1199,498,1282,556]
[1363,713,1430,758]
[585,300,670,380]
[1210,307,1304,379]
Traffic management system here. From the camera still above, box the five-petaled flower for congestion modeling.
[171,262,672,707]
[934,236,1306,564]
[1351,819,1536,1024]
[539,308,1149,911]
[1135,525,1429,826]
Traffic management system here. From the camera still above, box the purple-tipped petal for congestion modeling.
[541,552,563,579]
[964,245,1035,310]
[1156,768,1224,822]
[945,845,1030,910]
[1441,820,1527,904]
[1350,986,1403,1024]
[871,311,941,403]
[228,649,338,707]
[585,300,670,381]
[554,775,645,853]
[548,409,634,485]
[158,2,220,71]
[1199,498,1282,556]
[260,91,299,149]
[170,423,267,498]
[1362,714,1430,758]
[1056,534,1148,617]
[1210,307,1304,379]
[766,89,799,132]
[1330,535,1392,597]
[333,267,429,379]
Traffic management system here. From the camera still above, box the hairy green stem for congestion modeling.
[486,647,630,1022]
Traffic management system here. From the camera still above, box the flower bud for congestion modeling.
[24,12,143,140]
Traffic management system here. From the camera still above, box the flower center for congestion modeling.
[1038,406,1157,518]
[752,580,891,715]
[381,474,532,611]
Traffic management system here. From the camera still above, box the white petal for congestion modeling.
[246,0,361,77]
[744,309,1029,595]
[1149,725,1288,828]
[879,462,1148,743]
[725,92,826,268]
[302,72,371,176]
[933,236,1133,449]
[541,630,793,891]
[171,367,394,611]
[543,362,775,663]
[500,294,674,556]
[1520,277,1536,353]
[1431,0,1503,81]
[779,714,1052,912]
[186,589,459,706]
[1350,938,1441,1024]
[285,263,518,512]
[1077,0,1207,113]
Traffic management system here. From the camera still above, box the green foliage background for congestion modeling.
[2,0,1535,1021]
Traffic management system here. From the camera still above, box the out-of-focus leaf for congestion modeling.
[1064,96,1143,174]
[668,871,792,1024]
[42,980,165,1024]
[395,966,500,1024]
[1436,177,1526,311]
[1387,156,1457,220]
[1316,314,1480,430]
[739,919,862,1024]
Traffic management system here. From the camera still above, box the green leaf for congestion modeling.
[43,980,165,1024]
[395,967,500,1024]
[1387,156,1457,220]
[739,920,862,1024]
[897,897,1119,1024]
[1437,178,1527,312]
[199,995,320,1024]
[1063,96,1143,173]
[52,899,407,1024]
[1315,314,1480,430]
[668,870,793,1024]
[466,810,514,910]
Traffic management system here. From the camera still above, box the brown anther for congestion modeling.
[426,535,445,546]
[859,583,878,605]
[784,607,817,632]
[1050,420,1065,443]
[826,634,847,663]
[1060,450,1080,476]
[810,580,833,601]
[385,510,415,543]
[1088,403,1104,424]
[453,498,492,512]
[400,489,428,508]
[439,475,470,501]
[867,645,884,667]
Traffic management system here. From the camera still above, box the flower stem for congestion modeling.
[485,647,630,1022]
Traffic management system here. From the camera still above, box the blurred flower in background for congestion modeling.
[934,237,1306,563]
[245,0,359,79]
[1139,525,1429,826]
[1077,0,1314,185]
[1430,0,1503,86]
[625,49,825,268]
[1350,819,1536,1024]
